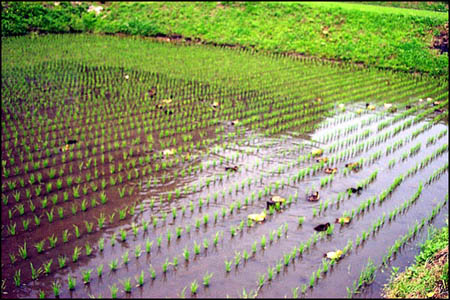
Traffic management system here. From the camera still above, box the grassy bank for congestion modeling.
[1,1,448,75]
[383,221,449,298]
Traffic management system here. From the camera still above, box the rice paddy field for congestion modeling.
[1,34,448,298]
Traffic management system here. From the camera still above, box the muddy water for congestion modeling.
[5,105,448,299]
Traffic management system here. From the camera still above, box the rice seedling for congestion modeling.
[52,280,61,297]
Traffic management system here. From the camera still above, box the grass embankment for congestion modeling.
[1,1,448,75]
[383,221,449,298]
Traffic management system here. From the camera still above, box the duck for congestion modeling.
[60,144,70,152]
[315,97,322,103]
[384,103,393,109]
[248,210,266,222]
[324,167,337,174]
[231,119,239,126]
[405,104,412,109]
[366,104,376,110]
[433,101,441,106]
[347,186,363,193]
[307,191,320,202]
[163,148,176,156]
[335,217,351,224]
[345,162,361,171]
[324,250,343,260]
[164,109,173,115]
[266,195,286,209]
[148,87,157,98]
[316,157,328,163]
[426,97,433,102]
[67,139,77,145]
[311,148,323,157]
[212,101,219,109]
[435,108,444,113]
[314,222,330,232]
[225,166,238,172]
[356,108,364,114]
[388,106,398,113]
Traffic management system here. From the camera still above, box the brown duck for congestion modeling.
[314,222,330,232]
[225,166,238,172]
[324,167,337,174]
[307,191,320,202]
[347,186,363,193]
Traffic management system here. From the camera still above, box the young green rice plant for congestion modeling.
[135,270,144,287]
[298,216,305,226]
[162,258,169,273]
[57,255,67,269]
[85,242,93,256]
[71,245,81,262]
[183,247,190,261]
[203,272,213,287]
[258,273,265,288]
[84,221,94,234]
[190,280,199,295]
[52,280,60,297]
[326,224,334,236]
[166,229,172,243]
[122,250,129,265]
[144,238,153,254]
[234,251,242,267]
[48,235,57,248]
[194,241,201,255]
[7,223,17,236]
[122,277,132,293]
[149,265,156,280]
[43,259,52,275]
[213,231,220,246]
[18,242,27,260]
[30,263,43,281]
[225,259,232,272]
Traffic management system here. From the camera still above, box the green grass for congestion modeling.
[383,221,449,298]
[2,1,448,75]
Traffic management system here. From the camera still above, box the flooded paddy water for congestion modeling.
[1,34,448,298]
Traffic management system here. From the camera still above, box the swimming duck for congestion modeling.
[324,167,337,174]
[335,217,351,224]
[388,106,398,113]
[367,104,376,110]
[307,191,320,202]
[148,87,157,98]
[316,157,328,163]
[247,210,266,222]
[384,103,393,109]
[311,149,323,157]
[405,105,412,109]
[67,139,77,145]
[345,162,361,171]
[426,97,433,102]
[231,119,239,126]
[435,108,444,113]
[212,102,219,109]
[266,195,286,209]
[315,97,322,103]
[60,144,70,152]
[163,148,176,156]
[314,222,330,232]
[324,250,343,260]
[356,108,364,114]
[225,166,238,172]
[347,186,363,193]
[433,101,441,106]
